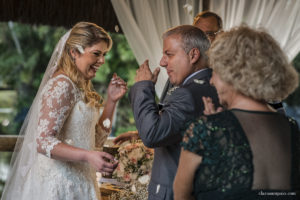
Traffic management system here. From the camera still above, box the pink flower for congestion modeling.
[124,173,131,182]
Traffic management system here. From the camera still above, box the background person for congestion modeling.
[174,26,299,200]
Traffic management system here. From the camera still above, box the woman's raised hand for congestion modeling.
[203,97,223,115]
[107,73,128,103]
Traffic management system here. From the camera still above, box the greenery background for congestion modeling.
[0,22,300,196]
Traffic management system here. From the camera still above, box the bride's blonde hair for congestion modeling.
[56,22,112,108]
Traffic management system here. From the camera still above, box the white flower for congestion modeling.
[75,44,85,54]
[167,86,179,96]
[138,175,150,185]
[131,184,137,193]
[183,3,193,16]
[103,118,111,129]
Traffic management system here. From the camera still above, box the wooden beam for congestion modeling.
[0,135,19,151]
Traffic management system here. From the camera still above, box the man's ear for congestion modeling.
[188,48,201,64]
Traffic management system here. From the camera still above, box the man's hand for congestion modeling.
[135,60,160,83]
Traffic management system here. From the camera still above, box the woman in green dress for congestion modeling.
[174,26,299,200]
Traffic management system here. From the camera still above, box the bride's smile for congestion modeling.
[72,41,109,80]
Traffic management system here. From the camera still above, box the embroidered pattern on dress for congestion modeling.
[36,75,80,158]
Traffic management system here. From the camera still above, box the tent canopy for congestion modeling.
[0,0,121,32]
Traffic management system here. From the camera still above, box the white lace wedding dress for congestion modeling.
[17,74,108,200]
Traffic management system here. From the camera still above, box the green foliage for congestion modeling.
[0,91,17,135]
[285,53,300,106]
[0,22,66,133]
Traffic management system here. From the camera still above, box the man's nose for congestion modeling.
[160,56,167,67]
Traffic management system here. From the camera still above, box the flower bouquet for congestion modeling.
[110,139,154,200]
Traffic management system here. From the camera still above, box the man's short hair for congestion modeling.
[193,11,223,29]
[163,25,210,62]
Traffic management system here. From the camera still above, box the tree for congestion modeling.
[0,22,67,133]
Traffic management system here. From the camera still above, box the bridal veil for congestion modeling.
[1,30,71,199]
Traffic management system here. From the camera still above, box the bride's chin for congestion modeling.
[89,73,96,79]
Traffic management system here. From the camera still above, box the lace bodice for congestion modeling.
[36,74,81,157]
[19,74,108,200]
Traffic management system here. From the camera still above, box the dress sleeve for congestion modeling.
[181,118,207,156]
[36,76,77,158]
[181,114,227,158]
[95,108,111,148]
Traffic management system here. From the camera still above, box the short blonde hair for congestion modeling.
[208,26,299,102]
[56,22,112,108]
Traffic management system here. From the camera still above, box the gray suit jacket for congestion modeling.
[129,68,220,200]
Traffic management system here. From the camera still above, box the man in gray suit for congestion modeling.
[126,25,220,200]
[159,11,223,104]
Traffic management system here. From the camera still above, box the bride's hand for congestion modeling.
[85,151,118,174]
[107,73,127,103]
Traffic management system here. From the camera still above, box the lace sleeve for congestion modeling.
[36,76,77,158]
[181,115,223,156]
[181,118,207,156]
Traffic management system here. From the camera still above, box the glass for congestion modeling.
[102,145,119,178]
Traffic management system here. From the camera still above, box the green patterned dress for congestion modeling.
[181,109,300,200]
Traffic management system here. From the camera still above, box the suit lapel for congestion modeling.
[162,68,212,105]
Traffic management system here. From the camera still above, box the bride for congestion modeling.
[1,22,127,200]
